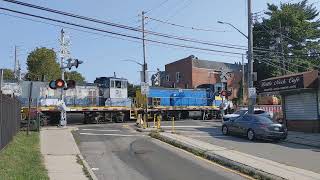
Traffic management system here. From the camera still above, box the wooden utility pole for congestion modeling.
[142,11,148,128]
[27,81,33,135]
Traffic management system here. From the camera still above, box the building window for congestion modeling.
[176,72,181,82]
[166,75,170,81]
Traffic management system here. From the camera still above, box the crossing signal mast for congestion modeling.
[49,29,83,127]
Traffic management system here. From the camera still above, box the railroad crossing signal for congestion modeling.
[49,79,76,90]
[65,58,83,70]
[220,90,232,97]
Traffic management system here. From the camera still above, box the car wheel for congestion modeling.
[247,129,255,141]
[222,125,229,135]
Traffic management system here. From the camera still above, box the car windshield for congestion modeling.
[254,115,274,124]
[234,110,246,116]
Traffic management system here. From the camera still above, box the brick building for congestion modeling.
[160,55,244,99]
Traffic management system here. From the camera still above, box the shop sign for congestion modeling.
[258,75,304,93]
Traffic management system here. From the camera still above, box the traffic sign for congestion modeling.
[248,87,257,98]
[141,82,149,95]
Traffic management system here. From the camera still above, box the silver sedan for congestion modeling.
[221,114,287,141]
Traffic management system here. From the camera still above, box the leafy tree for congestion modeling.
[2,69,15,80]
[26,47,61,81]
[253,0,320,80]
[128,83,138,98]
[65,71,85,83]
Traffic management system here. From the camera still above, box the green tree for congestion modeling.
[128,83,138,98]
[253,0,320,80]
[2,69,15,80]
[65,71,85,84]
[26,47,61,81]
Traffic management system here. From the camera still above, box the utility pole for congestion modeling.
[247,0,254,114]
[60,29,67,127]
[14,45,17,79]
[141,11,148,128]
[142,11,147,83]
[279,20,286,75]
[242,54,245,105]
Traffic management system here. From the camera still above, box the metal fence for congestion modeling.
[0,91,21,151]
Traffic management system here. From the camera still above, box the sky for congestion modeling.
[1,0,319,84]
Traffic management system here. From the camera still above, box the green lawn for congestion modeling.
[0,132,49,180]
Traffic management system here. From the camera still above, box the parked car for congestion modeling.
[223,108,272,122]
[221,114,287,141]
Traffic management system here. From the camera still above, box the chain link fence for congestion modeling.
[0,91,21,151]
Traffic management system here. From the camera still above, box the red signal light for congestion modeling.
[55,79,65,88]
[221,90,227,96]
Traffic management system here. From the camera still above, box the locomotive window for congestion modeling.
[111,80,115,88]
[115,80,121,88]
[122,81,127,88]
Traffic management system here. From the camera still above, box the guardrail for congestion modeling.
[0,91,21,151]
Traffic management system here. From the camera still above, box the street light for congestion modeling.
[217,21,248,39]
[218,17,254,114]
[121,59,147,83]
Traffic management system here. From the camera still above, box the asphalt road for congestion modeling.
[73,123,248,180]
[158,120,320,173]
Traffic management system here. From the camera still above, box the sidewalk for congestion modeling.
[157,132,320,180]
[40,127,97,180]
[285,131,320,148]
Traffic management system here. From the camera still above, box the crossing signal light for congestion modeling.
[49,80,57,89]
[55,79,65,88]
[220,90,232,97]
[49,80,64,89]
[64,80,76,90]
[221,90,227,97]
[66,58,83,70]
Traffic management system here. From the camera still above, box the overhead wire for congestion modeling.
[0,11,245,59]
[2,0,287,54]
[4,0,314,59]
[146,16,228,32]
[0,7,245,56]
[145,0,170,14]
[257,58,294,73]
[2,0,248,51]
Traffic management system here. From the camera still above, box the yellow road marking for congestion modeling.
[122,124,130,128]
[153,138,255,180]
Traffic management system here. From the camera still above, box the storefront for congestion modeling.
[258,70,320,133]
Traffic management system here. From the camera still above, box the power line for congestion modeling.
[148,0,193,31]
[2,0,248,52]
[4,0,282,54]
[0,7,245,56]
[2,0,294,56]
[146,16,228,32]
[257,58,294,73]
[0,11,245,60]
[254,52,320,70]
[0,12,142,43]
[145,0,170,14]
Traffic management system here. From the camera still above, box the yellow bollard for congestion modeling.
[172,116,175,133]
[143,114,147,129]
[157,115,161,130]
[153,114,156,128]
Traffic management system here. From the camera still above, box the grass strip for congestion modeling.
[0,132,49,180]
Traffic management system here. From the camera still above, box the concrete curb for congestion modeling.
[136,127,164,133]
[78,154,99,180]
[285,139,320,149]
[70,128,98,180]
[150,132,285,180]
